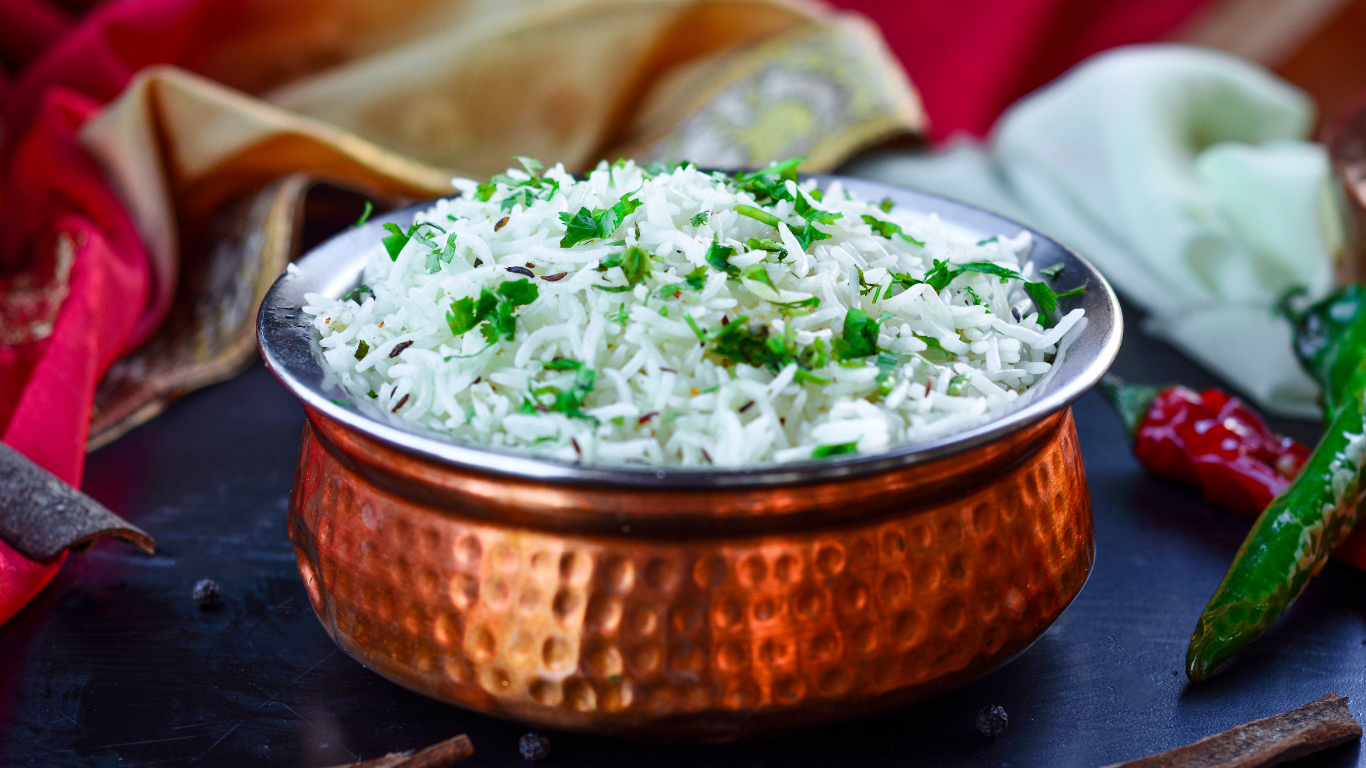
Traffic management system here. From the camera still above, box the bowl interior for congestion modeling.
[257,174,1122,488]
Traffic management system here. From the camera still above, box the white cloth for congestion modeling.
[847,45,1345,418]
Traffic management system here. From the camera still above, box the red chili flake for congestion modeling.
[473,377,481,385]
[494,216,509,231]
[541,272,568,282]
[638,412,659,424]
[506,266,535,278]
[324,318,331,324]
[739,401,755,413]
[391,394,410,413]
[378,322,385,328]
[389,340,413,358]
[721,316,730,326]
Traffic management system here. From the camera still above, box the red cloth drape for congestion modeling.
[0,0,1212,627]
[828,0,1209,140]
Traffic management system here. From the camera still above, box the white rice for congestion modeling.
[302,159,1084,466]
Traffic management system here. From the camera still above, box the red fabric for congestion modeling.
[828,0,1210,140]
[0,0,1216,627]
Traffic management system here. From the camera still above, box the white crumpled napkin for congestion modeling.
[847,44,1344,418]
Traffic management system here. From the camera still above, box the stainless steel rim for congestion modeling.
[257,174,1122,488]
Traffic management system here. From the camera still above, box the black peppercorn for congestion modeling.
[192,579,222,609]
[976,704,1008,737]
[519,732,550,761]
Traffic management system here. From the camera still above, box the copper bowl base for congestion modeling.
[287,407,1093,742]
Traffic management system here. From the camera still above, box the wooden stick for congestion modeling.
[324,734,474,768]
[1102,694,1360,768]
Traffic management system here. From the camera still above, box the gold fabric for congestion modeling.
[76,0,925,448]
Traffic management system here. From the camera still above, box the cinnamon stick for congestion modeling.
[324,734,473,768]
[1102,694,1360,768]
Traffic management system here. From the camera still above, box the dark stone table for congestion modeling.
[2,301,1364,767]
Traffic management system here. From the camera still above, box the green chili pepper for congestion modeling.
[1185,286,1366,681]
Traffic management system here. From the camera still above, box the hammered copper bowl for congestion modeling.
[257,176,1122,741]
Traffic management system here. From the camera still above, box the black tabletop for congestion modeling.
[2,300,1364,768]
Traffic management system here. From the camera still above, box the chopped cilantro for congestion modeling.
[343,284,373,303]
[446,279,538,341]
[732,158,804,204]
[832,308,880,360]
[976,236,1000,246]
[740,264,776,291]
[879,197,895,213]
[381,221,445,260]
[964,286,983,306]
[559,193,643,247]
[354,341,369,360]
[947,371,971,396]
[734,204,831,252]
[531,366,598,423]
[353,200,373,228]
[543,358,582,370]
[744,237,785,254]
[1040,262,1066,279]
[1057,283,1087,299]
[703,315,829,375]
[734,204,784,228]
[684,314,707,343]
[657,283,683,300]
[609,304,630,326]
[706,242,738,276]
[476,157,558,209]
[861,215,925,246]
[771,296,820,315]
[691,212,709,227]
[622,245,652,285]
[497,279,539,306]
[793,369,830,385]
[643,160,694,177]
[684,266,709,290]
[813,442,858,458]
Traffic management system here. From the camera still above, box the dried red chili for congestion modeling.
[1099,377,1310,516]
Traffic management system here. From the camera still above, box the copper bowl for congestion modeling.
[257,176,1122,741]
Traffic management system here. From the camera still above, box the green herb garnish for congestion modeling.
[381,221,446,260]
[832,308,880,360]
[704,316,829,375]
[353,200,373,227]
[947,371,971,396]
[530,366,598,423]
[446,279,539,342]
[706,242,738,276]
[861,215,925,246]
[691,212,709,227]
[354,341,369,361]
[1039,262,1066,279]
[813,442,858,458]
[732,158,804,204]
[559,192,643,247]
[343,284,373,303]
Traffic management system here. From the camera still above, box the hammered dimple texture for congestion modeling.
[289,411,1092,739]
